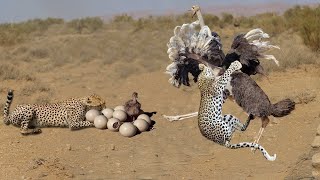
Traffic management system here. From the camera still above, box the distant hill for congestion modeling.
[102,2,318,21]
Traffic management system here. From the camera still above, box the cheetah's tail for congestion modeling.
[225,141,276,161]
[3,89,13,125]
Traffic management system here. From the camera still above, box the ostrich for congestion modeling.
[164,5,295,150]
[124,92,143,121]
[196,62,276,161]
[124,92,156,122]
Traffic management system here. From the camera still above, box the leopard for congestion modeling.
[197,61,276,161]
[3,90,106,135]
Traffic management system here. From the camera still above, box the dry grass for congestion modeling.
[21,83,50,96]
[261,33,320,73]
[0,63,35,81]
[0,5,318,101]
[287,89,317,104]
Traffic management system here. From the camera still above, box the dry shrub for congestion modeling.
[0,18,64,46]
[0,6,318,83]
[220,13,234,28]
[284,5,320,51]
[67,17,103,34]
[289,90,317,104]
[29,47,49,59]
[0,63,35,81]
[0,29,25,46]
[299,8,320,51]
[261,33,319,73]
[204,14,220,27]
[112,14,134,23]
[12,45,29,55]
[21,83,51,96]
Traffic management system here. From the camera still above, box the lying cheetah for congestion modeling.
[3,90,106,135]
[197,61,276,161]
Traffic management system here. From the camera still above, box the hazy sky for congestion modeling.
[0,0,318,23]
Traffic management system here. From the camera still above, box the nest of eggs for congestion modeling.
[85,105,152,137]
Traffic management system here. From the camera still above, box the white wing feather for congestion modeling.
[245,28,280,66]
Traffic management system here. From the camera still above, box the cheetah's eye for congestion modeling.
[87,98,92,104]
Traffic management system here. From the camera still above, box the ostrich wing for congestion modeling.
[166,21,224,87]
[223,29,280,76]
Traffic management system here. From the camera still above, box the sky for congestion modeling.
[0,0,318,23]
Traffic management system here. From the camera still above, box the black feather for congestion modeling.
[171,31,268,87]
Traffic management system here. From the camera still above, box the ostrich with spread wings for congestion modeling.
[164,5,295,150]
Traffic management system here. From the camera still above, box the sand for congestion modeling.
[0,62,319,180]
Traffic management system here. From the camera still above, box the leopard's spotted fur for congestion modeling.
[197,61,276,161]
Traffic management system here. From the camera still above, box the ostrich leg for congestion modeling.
[162,112,198,122]
[251,117,270,153]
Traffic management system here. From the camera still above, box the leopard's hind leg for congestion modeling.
[223,114,253,133]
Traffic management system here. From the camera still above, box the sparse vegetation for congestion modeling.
[0,63,35,81]
[0,18,64,46]
[0,4,318,101]
[67,17,103,34]
[21,83,50,96]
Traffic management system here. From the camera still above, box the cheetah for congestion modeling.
[3,90,106,135]
[197,61,276,161]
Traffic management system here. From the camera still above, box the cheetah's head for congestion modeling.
[84,94,106,111]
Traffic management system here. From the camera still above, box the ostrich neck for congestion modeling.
[196,11,205,28]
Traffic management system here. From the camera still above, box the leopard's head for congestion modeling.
[198,64,216,92]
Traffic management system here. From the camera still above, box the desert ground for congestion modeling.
[0,6,320,180]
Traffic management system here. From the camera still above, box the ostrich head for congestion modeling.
[132,92,138,99]
[191,5,201,18]
[132,92,138,102]
[190,5,205,28]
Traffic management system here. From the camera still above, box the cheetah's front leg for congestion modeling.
[69,120,93,130]
[66,108,94,130]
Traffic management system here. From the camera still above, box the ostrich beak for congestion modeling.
[188,9,196,18]
[192,12,196,18]
[192,11,197,18]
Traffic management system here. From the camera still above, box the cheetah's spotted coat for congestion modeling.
[3,90,106,135]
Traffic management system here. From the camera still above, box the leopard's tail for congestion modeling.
[3,90,13,125]
[225,141,276,161]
